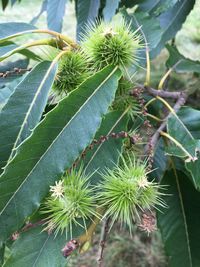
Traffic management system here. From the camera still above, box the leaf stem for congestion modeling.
[97,217,110,267]
[158,60,182,90]
[78,207,105,253]
[146,113,163,122]
[33,29,77,48]
[145,47,151,86]
[156,96,175,114]
[144,97,157,109]
[0,38,61,62]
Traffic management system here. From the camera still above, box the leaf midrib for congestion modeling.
[0,66,118,216]
[32,235,50,267]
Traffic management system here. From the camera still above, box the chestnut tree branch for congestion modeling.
[144,92,187,155]
[142,85,186,99]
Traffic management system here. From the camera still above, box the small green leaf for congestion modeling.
[157,170,200,267]
[0,65,121,242]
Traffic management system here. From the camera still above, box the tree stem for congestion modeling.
[144,93,187,156]
[97,218,110,267]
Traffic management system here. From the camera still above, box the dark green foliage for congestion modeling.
[0,1,200,266]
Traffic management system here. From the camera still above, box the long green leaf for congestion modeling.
[0,23,36,43]
[3,221,86,267]
[0,65,121,242]
[0,61,57,173]
[157,170,200,267]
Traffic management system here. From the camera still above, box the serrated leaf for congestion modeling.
[166,45,200,73]
[103,0,120,22]
[47,0,67,33]
[0,61,57,173]
[0,23,36,43]
[75,0,100,40]
[3,227,67,267]
[83,110,128,184]
[0,65,121,242]
[157,170,200,267]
